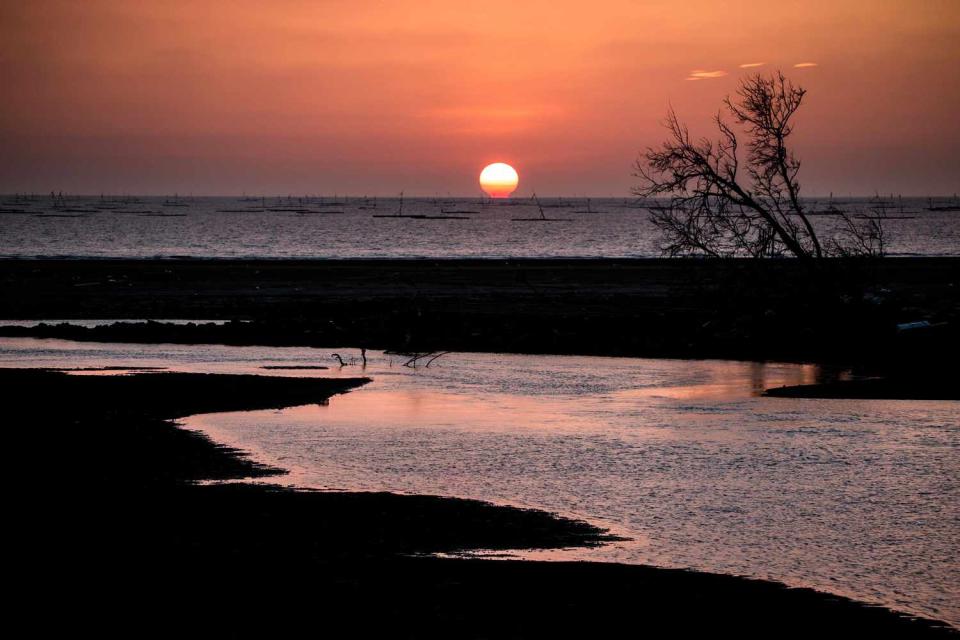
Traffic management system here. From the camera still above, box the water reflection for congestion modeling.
[183,352,957,627]
[0,336,956,627]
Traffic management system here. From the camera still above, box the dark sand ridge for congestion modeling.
[9,368,955,637]
[2,257,957,398]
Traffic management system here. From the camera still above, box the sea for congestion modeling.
[1,194,958,259]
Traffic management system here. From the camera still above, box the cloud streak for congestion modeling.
[686,69,728,81]
[793,62,818,68]
[739,62,765,68]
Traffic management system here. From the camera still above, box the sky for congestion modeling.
[1,0,958,196]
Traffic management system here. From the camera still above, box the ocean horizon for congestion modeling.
[2,195,958,259]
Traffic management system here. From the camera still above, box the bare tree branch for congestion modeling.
[634,71,883,260]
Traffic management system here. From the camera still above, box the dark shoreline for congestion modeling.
[9,367,956,636]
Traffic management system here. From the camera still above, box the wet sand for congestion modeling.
[9,368,955,636]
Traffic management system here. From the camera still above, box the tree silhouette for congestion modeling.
[634,72,884,259]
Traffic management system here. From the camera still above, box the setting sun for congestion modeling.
[479,163,519,198]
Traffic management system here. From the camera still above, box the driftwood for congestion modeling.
[385,351,451,368]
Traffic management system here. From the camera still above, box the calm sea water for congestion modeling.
[1,195,958,258]
[1,336,956,626]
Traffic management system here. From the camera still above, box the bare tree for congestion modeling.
[634,72,883,259]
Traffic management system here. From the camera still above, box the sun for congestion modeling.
[479,162,519,198]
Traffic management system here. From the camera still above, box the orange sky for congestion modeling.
[1,0,958,195]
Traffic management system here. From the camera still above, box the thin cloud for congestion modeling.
[739,62,765,68]
[793,62,818,68]
[686,69,728,81]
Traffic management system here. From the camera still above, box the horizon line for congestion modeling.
[2,192,957,199]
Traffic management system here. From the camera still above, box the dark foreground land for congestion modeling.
[10,368,955,637]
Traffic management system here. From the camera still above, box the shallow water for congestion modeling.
[1,196,958,258]
[1,336,956,626]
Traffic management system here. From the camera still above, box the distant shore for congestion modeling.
[10,368,955,636]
